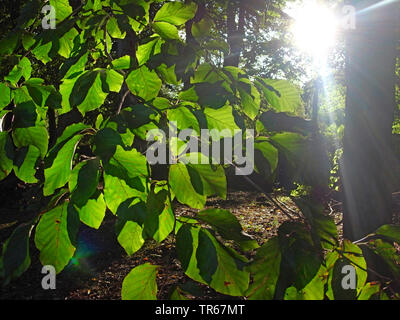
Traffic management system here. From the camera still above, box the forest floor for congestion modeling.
[0,183,348,300]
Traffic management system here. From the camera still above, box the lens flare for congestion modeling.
[289,1,339,69]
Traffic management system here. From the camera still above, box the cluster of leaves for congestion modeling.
[0,0,398,300]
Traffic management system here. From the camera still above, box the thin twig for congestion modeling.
[117,90,130,114]
[335,248,393,283]
[238,174,296,221]
[275,196,303,219]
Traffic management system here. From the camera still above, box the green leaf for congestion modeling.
[258,79,304,115]
[61,52,88,79]
[168,107,200,132]
[176,225,249,296]
[105,146,148,181]
[126,66,162,101]
[83,0,102,11]
[121,263,159,300]
[70,70,109,115]
[152,22,180,40]
[298,264,327,300]
[105,69,124,93]
[187,164,227,199]
[197,209,258,251]
[93,127,123,161]
[69,159,100,207]
[0,32,19,55]
[204,105,240,138]
[365,239,400,278]
[269,132,308,186]
[375,225,400,243]
[55,123,90,146]
[283,286,302,300]
[75,191,106,229]
[358,282,381,300]
[24,81,53,109]
[331,258,358,300]
[137,38,160,66]
[13,146,40,183]
[50,0,73,22]
[12,100,37,128]
[5,57,32,85]
[259,111,312,135]
[157,64,179,85]
[116,0,148,20]
[195,83,230,108]
[176,224,195,272]
[112,55,132,70]
[179,86,198,102]
[154,2,197,25]
[277,222,322,292]
[153,97,171,110]
[254,137,279,176]
[192,17,213,38]
[12,126,49,159]
[246,237,281,300]
[145,189,174,242]
[22,32,36,51]
[107,16,126,39]
[117,221,145,255]
[34,202,76,273]
[0,83,11,109]
[58,28,79,58]
[103,173,146,214]
[169,163,206,209]
[197,229,218,283]
[192,64,231,84]
[342,240,367,292]
[270,132,306,156]
[145,188,167,220]
[0,223,32,286]
[238,81,260,120]
[0,132,14,180]
[170,287,189,300]
[326,241,367,300]
[295,198,338,249]
[31,41,52,64]
[44,134,82,196]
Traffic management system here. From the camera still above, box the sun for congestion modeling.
[288,1,339,66]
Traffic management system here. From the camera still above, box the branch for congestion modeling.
[117,89,130,114]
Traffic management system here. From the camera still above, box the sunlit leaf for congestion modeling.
[154,2,197,26]
[0,223,32,286]
[121,263,159,300]
[44,134,82,196]
[0,132,14,180]
[126,66,162,101]
[34,202,76,273]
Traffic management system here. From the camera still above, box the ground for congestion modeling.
[0,182,347,300]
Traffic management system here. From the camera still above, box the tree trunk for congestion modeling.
[184,1,206,89]
[342,0,398,241]
[224,0,245,67]
[115,29,139,111]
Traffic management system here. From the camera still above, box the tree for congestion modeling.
[342,0,399,240]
